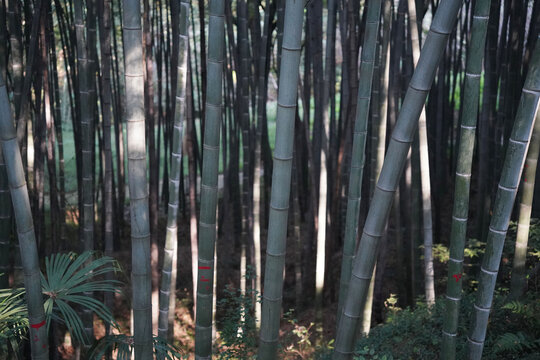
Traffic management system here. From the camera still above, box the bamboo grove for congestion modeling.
[0,0,538,359]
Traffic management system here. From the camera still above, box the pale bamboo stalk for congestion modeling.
[122,0,153,357]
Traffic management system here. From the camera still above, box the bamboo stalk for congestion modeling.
[334,0,463,357]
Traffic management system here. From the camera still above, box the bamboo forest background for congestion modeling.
[0,0,539,358]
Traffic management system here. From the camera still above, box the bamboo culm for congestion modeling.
[333,0,463,357]
[467,35,540,359]
[122,0,153,357]
[441,0,491,356]
[336,0,382,326]
[194,0,225,357]
[0,72,49,360]
[159,0,190,341]
[257,0,305,358]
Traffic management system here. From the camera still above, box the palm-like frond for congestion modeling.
[40,251,122,345]
[0,288,28,359]
[88,334,187,360]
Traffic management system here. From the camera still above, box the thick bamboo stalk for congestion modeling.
[159,0,189,341]
[336,0,382,326]
[509,111,540,299]
[122,0,153,357]
[0,73,48,359]
[333,0,463,357]
[467,36,540,359]
[440,0,491,356]
[257,0,304,358]
[194,0,225,357]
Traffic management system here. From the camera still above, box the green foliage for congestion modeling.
[348,292,540,359]
[88,334,188,360]
[0,251,123,358]
[216,278,258,359]
[41,251,122,346]
[0,288,28,359]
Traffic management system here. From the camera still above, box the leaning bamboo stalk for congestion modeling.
[0,72,48,360]
[333,0,463,357]
[467,36,540,359]
[336,0,382,325]
[194,0,225,357]
[122,0,153,357]
[509,111,540,299]
[159,0,190,341]
[440,0,491,356]
[257,0,304,358]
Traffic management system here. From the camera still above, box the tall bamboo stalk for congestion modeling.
[334,0,463,357]
[122,0,153,357]
[194,0,225,357]
[315,0,336,335]
[0,72,48,360]
[257,0,304,358]
[441,0,491,356]
[159,0,189,341]
[74,0,95,343]
[467,36,540,359]
[509,110,540,299]
[336,0,382,325]
[407,0,435,307]
[253,0,271,328]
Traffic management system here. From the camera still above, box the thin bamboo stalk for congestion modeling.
[159,0,189,341]
[336,0,382,326]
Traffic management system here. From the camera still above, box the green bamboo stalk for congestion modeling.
[333,0,463,357]
[122,0,153,357]
[440,0,491,356]
[0,147,10,289]
[257,0,304,358]
[158,0,190,341]
[509,111,540,299]
[407,0,435,307]
[0,72,48,359]
[98,0,114,339]
[194,0,225,357]
[253,0,271,329]
[315,0,336,335]
[336,0,382,325]
[74,0,95,344]
[467,36,540,359]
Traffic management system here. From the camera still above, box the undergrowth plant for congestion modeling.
[216,275,258,359]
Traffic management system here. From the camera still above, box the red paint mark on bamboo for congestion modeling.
[452,274,462,282]
[31,320,46,329]
[199,266,211,270]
